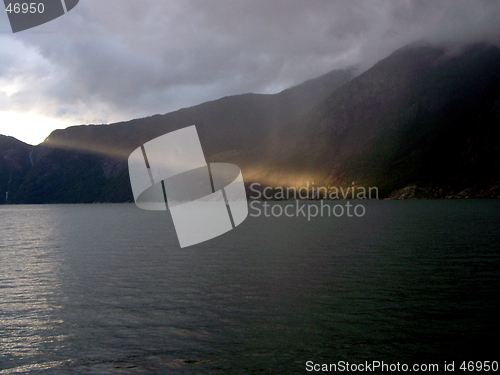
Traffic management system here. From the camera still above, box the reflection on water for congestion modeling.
[0,207,66,370]
[0,201,499,374]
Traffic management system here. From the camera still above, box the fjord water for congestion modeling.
[0,201,499,374]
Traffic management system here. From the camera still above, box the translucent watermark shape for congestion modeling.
[4,0,80,33]
[128,125,248,248]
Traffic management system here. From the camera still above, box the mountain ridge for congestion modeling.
[255,43,500,197]
[1,42,499,203]
[3,67,354,203]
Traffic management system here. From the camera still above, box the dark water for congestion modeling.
[0,201,499,374]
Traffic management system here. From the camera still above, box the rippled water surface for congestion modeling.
[0,201,499,373]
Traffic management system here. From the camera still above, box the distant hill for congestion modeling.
[1,42,499,204]
[0,136,32,203]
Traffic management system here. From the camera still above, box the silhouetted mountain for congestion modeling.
[0,136,33,203]
[2,42,500,204]
[6,68,353,203]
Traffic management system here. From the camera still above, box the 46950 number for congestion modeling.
[5,2,45,14]
[460,361,498,372]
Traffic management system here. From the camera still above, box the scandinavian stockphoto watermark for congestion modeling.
[127,126,377,247]
[248,182,378,220]
[128,125,248,248]
[3,0,80,33]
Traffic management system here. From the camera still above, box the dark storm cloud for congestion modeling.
[2,0,500,125]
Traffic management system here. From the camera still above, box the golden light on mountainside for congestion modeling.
[242,167,326,188]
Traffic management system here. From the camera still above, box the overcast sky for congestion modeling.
[1,0,500,145]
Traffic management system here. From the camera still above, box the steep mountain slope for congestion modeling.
[8,68,353,203]
[262,43,500,197]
